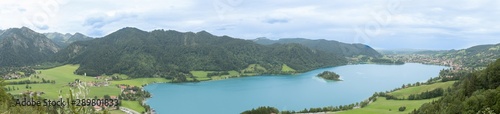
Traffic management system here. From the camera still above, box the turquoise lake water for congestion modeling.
[144,63,447,114]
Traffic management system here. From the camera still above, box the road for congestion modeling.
[119,107,141,114]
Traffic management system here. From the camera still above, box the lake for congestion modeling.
[144,63,447,114]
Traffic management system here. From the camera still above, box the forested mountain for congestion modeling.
[253,37,382,58]
[413,58,500,113]
[0,27,60,66]
[54,27,347,79]
[414,43,500,68]
[44,32,93,47]
[446,44,500,68]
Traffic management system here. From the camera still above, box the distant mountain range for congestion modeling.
[253,37,382,58]
[44,32,93,47]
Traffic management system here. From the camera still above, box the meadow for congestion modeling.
[5,64,158,113]
[336,81,455,114]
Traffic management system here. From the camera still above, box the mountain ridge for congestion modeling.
[0,27,60,66]
[253,37,382,58]
[54,27,347,81]
[43,32,93,47]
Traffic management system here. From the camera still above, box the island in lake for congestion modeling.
[317,71,342,81]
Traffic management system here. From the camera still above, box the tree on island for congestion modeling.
[241,106,279,114]
[317,71,341,81]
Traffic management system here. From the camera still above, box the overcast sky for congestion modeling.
[1,0,499,50]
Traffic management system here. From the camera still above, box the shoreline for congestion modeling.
[132,62,447,113]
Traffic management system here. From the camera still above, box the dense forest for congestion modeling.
[253,37,382,58]
[54,27,347,80]
[0,27,60,67]
[412,58,500,113]
[0,27,92,67]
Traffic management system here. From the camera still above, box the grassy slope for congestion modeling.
[281,64,296,72]
[336,97,439,114]
[190,71,214,81]
[337,81,454,114]
[4,64,164,113]
[190,70,239,80]
[121,100,146,113]
[241,64,267,73]
[109,110,127,114]
[389,81,455,99]
[7,65,120,99]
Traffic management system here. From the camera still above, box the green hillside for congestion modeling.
[253,38,382,58]
[412,58,500,113]
[54,27,347,82]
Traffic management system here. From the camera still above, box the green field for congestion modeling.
[109,110,127,114]
[242,64,267,73]
[281,64,296,72]
[336,97,439,114]
[6,65,121,99]
[336,81,455,114]
[389,81,455,99]
[121,100,146,113]
[36,64,97,82]
[190,71,214,81]
[4,64,166,113]
[190,70,240,80]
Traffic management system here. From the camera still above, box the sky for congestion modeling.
[1,0,499,50]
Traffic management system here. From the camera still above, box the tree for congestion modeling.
[241,106,279,114]
[104,94,111,99]
[413,59,500,113]
[399,106,406,111]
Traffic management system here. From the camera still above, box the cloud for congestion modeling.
[80,11,137,36]
[1,0,500,49]
[83,12,137,29]
[263,18,289,24]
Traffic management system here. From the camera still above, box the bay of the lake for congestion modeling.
[144,63,447,114]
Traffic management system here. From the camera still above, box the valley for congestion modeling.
[1,1,499,114]
[0,27,498,114]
